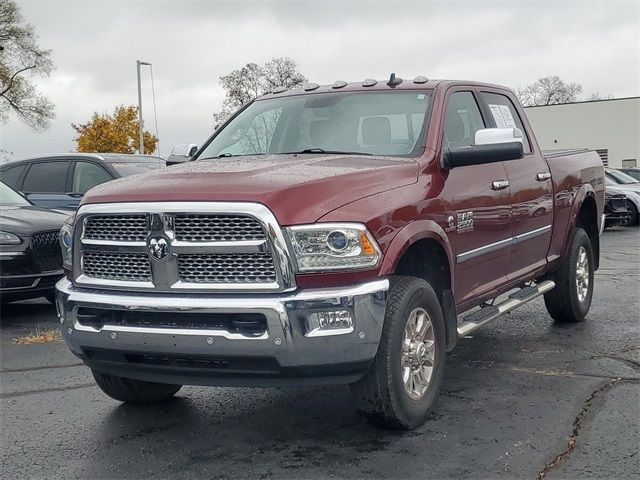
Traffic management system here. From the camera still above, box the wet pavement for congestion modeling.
[1,228,638,479]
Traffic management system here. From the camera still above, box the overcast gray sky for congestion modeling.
[1,0,638,160]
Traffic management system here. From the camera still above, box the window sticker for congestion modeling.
[417,94,426,100]
[498,105,517,128]
[488,104,507,128]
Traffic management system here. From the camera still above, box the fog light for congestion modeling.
[305,310,354,337]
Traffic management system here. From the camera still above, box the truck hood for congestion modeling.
[82,154,419,224]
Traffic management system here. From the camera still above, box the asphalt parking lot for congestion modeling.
[1,228,638,480]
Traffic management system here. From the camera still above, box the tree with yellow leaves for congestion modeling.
[72,105,158,154]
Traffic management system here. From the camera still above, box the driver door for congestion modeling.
[442,90,512,308]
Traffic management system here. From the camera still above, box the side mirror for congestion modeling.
[475,127,524,146]
[166,143,198,166]
[442,128,524,169]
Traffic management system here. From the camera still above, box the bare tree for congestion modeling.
[213,57,306,125]
[584,92,613,101]
[516,76,583,107]
[263,57,306,90]
[0,0,54,130]
[0,148,13,163]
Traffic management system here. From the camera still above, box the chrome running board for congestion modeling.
[457,280,556,337]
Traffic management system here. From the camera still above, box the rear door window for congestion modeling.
[22,161,69,193]
[72,161,113,193]
[479,92,532,153]
[0,165,26,190]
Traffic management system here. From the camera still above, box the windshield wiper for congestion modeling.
[283,148,373,156]
[199,153,265,160]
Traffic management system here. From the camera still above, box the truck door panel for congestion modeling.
[441,90,512,307]
[479,91,553,279]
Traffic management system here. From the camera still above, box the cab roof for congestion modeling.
[257,77,511,100]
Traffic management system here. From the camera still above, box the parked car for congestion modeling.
[0,153,165,210]
[605,172,640,225]
[56,78,604,430]
[604,187,631,228]
[617,167,640,181]
[166,144,198,165]
[0,181,69,304]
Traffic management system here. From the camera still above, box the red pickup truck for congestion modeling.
[56,77,604,429]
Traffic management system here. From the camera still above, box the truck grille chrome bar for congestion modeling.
[73,202,296,293]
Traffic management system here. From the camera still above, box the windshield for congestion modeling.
[0,181,30,206]
[109,160,164,177]
[198,91,432,159]
[607,169,639,185]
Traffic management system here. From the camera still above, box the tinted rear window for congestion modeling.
[22,162,69,192]
[0,165,25,189]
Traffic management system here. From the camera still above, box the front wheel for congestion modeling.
[350,276,446,430]
[544,227,594,323]
[92,370,182,404]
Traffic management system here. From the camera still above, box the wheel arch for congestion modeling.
[380,221,458,351]
[567,189,600,270]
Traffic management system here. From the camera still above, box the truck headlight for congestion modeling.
[59,216,74,269]
[0,231,21,245]
[285,223,381,272]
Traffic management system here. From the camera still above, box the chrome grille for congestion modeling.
[73,202,295,292]
[178,253,276,284]
[82,251,151,282]
[174,214,265,242]
[84,215,148,242]
[31,231,63,272]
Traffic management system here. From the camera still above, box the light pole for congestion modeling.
[136,60,151,154]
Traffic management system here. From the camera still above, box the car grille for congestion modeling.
[178,253,276,284]
[82,251,151,282]
[84,215,148,242]
[31,231,63,272]
[174,214,265,242]
[609,196,627,210]
[74,205,288,292]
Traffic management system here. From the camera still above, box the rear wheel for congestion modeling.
[350,276,446,430]
[544,227,594,323]
[92,370,182,404]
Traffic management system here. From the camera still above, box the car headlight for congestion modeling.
[285,223,381,272]
[59,216,75,269]
[0,231,21,245]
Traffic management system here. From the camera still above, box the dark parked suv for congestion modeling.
[0,153,165,210]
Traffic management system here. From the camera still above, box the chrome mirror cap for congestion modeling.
[475,128,524,146]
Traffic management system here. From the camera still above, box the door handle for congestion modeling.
[491,180,510,190]
[536,172,551,181]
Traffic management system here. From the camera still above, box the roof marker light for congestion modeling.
[387,73,403,87]
[272,86,288,94]
[332,80,347,89]
[303,83,320,91]
[362,78,377,87]
[414,76,428,84]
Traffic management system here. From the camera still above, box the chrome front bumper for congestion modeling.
[55,278,389,386]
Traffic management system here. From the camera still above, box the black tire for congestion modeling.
[92,370,182,404]
[544,227,594,323]
[350,276,446,430]
[626,200,639,226]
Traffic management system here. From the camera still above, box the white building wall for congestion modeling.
[523,97,640,168]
